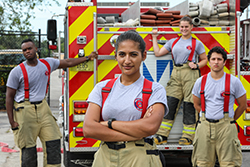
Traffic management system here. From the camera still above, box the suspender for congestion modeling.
[141,79,153,118]
[19,59,51,101]
[101,77,118,110]
[101,78,153,120]
[200,73,231,114]
[171,36,181,61]
[39,59,51,94]
[171,36,196,63]
[200,74,207,113]
[19,63,29,101]
[223,73,231,113]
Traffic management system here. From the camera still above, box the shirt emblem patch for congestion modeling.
[220,91,226,98]
[187,45,192,50]
[134,98,143,111]
[45,71,49,76]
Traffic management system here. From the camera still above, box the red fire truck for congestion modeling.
[48,0,250,166]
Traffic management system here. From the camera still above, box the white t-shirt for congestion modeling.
[192,72,246,119]
[7,58,60,102]
[164,37,205,64]
[87,75,168,121]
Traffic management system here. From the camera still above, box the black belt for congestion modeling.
[175,64,183,67]
[205,118,236,124]
[206,118,219,123]
[31,101,43,104]
[18,100,43,105]
[105,138,154,150]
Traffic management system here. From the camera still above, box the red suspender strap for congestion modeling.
[141,78,153,118]
[224,73,231,113]
[171,36,181,60]
[19,63,29,100]
[101,77,118,120]
[39,59,51,94]
[200,74,208,113]
[187,38,197,62]
[101,78,153,120]
[171,37,196,63]
[200,73,231,114]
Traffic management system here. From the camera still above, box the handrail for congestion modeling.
[98,31,231,34]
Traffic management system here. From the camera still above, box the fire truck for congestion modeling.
[47,0,250,166]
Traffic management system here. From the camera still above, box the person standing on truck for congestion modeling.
[151,16,207,145]
[5,38,98,167]
[191,46,246,167]
[83,30,168,167]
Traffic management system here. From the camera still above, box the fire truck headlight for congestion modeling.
[244,126,250,136]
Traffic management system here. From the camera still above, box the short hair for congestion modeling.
[180,15,193,25]
[115,30,146,55]
[207,46,227,61]
[21,39,35,45]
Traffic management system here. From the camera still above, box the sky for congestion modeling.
[29,0,249,38]
[29,0,200,35]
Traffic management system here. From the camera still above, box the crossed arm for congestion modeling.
[83,102,165,142]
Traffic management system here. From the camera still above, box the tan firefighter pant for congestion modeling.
[157,63,199,140]
[166,63,199,103]
[13,98,62,167]
[192,114,242,167]
[92,139,163,167]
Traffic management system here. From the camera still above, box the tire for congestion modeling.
[63,145,71,167]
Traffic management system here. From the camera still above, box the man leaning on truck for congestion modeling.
[5,38,97,167]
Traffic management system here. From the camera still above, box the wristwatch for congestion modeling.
[85,56,89,62]
[108,118,116,129]
[196,63,199,69]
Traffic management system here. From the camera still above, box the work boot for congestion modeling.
[154,135,168,145]
[179,137,192,145]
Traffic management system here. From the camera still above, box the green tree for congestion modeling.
[0,0,60,31]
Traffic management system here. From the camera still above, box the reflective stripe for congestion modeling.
[160,122,173,130]
[182,127,196,134]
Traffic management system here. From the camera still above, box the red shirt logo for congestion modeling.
[134,98,143,111]
[187,46,192,50]
[220,91,226,98]
[45,71,49,76]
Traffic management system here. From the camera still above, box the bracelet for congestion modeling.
[108,118,116,129]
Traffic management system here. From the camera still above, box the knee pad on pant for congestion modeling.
[183,102,196,125]
[165,96,180,120]
[21,146,37,167]
[46,139,61,164]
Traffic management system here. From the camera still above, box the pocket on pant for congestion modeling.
[13,126,26,149]
[233,139,242,166]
